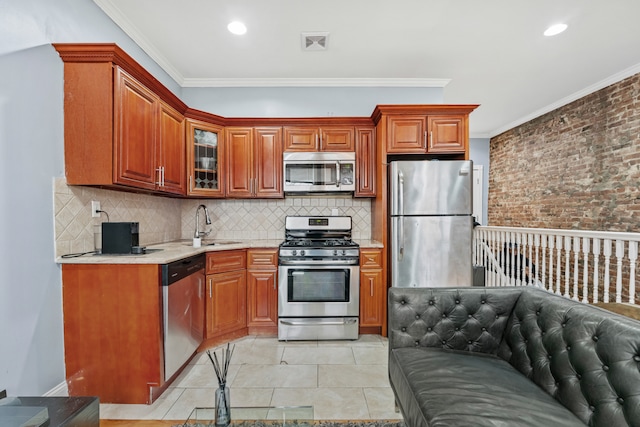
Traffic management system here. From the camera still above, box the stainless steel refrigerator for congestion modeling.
[389,160,473,288]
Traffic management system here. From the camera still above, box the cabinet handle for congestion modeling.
[315,134,319,150]
[424,131,427,149]
[209,278,212,298]
[429,131,433,148]
[156,167,162,186]
[161,166,165,187]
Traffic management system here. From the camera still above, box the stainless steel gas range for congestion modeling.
[278,216,360,341]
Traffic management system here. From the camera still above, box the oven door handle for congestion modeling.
[279,259,359,266]
[280,319,357,326]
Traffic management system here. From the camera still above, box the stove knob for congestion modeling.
[333,249,338,256]
[300,250,305,256]
[292,250,297,256]
[342,249,347,255]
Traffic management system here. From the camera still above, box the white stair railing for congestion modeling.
[473,226,640,304]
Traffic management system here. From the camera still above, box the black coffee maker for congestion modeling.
[101,222,139,254]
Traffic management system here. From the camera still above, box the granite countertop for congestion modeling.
[56,239,383,264]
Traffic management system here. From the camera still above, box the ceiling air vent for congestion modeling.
[301,32,329,51]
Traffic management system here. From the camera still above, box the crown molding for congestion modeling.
[93,0,186,85]
[490,61,640,138]
[181,77,451,88]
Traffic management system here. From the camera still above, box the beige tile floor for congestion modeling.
[100,335,403,422]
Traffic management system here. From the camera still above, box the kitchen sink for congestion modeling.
[181,240,240,247]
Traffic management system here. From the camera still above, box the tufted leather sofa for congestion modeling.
[388,286,640,427]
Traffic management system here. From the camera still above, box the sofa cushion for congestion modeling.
[389,346,586,427]
[388,287,522,354]
[499,287,640,426]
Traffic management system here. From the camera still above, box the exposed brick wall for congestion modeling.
[488,73,640,232]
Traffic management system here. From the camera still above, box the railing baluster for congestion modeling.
[508,231,515,286]
[615,240,624,303]
[582,237,590,303]
[541,234,547,291]
[527,234,533,286]
[496,232,508,286]
[629,241,637,304]
[516,232,523,285]
[487,231,498,286]
[592,239,600,303]
[534,234,541,286]
[564,235,571,298]
[556,236,563,295]
[548,235,555,293]
[603,239,612,303]
[573,236,580,301]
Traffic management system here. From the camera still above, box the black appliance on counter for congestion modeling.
[101,222,139,254]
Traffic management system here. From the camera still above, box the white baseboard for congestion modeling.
[43,381,68,397]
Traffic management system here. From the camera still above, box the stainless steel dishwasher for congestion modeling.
[161,253,206,380]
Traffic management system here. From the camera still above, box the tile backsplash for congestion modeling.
[54,178,372,257]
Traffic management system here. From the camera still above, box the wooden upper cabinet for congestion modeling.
[284,126,354,152]
[283,127,317,151]
[114,69,186,194]
[427,116,466,153]
[158,101,186,195]
[186,119,224,197]
[386,113,468,155]
[386,115,427,153]
[226,127,283,198]
[226,128,253,198]
[254,128,283,197]
[321,127,355,151]
[114,69,157,190]
[355,126,376,197]
[55,44,187,195]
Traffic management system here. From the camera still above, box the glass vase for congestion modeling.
[215,384,230,427]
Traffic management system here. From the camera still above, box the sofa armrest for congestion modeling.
[388,287,522,355]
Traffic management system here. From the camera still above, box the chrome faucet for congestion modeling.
[194,204,212,239]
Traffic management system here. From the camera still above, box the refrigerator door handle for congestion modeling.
[398,218,404,261]
[398,170,404,216]
[397,170,405,260]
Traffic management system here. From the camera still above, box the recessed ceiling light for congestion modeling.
[227,21,247,35]
[544,23,568,37]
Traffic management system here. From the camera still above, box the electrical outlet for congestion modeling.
[91,201,101,218]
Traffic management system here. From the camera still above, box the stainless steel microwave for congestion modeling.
[283,152,356,193]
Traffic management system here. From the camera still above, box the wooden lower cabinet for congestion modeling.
[61,264,164,404]
[247,249,278,335]
[206,270,247,338]
[359,249,385,334]
[205,251,247,342]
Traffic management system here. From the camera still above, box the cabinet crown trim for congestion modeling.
[371,104,479,124]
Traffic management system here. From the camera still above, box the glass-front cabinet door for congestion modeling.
[186,119,224,197]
